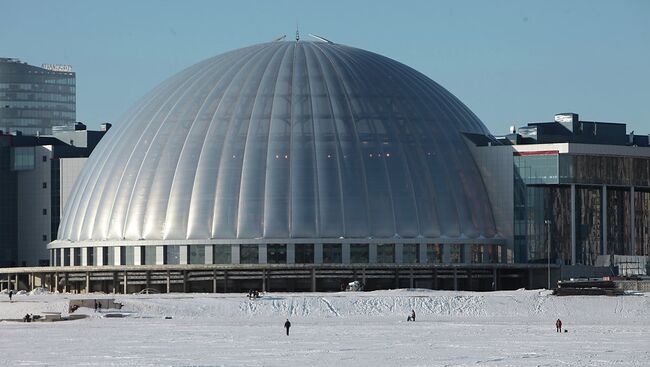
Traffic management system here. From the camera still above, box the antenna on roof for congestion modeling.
[295,25,300,41]
[272,35,286,42]
[308,34,334,44]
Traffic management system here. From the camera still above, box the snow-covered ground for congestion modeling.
[1,289,649,366]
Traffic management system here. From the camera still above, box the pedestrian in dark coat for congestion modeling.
[556,319,562,332]
[411,309,416,322]
[284,319,291,336]
[8,290,13,302]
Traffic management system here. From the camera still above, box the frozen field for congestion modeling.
[1,289,649,366]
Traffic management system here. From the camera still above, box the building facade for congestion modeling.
[0,58,76,136]
[470,113,650,274]
[0,124,108,267]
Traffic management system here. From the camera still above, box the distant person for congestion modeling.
[8,289,13,302]
[23,313,31,322]
[284,319,291,336]
[411,309,416,322]
[556,319,562,333]
[94,300,98,312]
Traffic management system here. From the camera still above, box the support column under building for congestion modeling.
[85,272,90,293]
[311,268,316,292]
[123,271,128,294]
[213,270,217,293]
[166,271,171,293]
[453,268,458,291]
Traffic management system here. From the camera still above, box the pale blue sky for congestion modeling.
[1,0,648,134]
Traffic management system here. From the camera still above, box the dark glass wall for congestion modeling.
[575,187,601,265]
[607,188,631,255]
[0,145,17,266]
[634,190,650,256]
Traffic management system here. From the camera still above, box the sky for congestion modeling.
[1,0,649,134]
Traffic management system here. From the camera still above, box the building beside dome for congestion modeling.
[1,40,648,293]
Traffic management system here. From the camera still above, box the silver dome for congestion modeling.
[58,41,497,243]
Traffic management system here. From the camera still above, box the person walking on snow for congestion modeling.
[556,319,562,332]
[8,289,13,302]
[284,319,291,336]
[411,309,416,322]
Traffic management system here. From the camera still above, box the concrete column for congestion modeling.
[419,243,427,264]
[112,272,118,293]
[602,185,608,255]
[182,271,188,293]
[166,271,171,293]
[54,273,59,293]
[85,272,90,293]
[224,270,229,292]
[123,271,128,294]
[81,248,88,266]
[145,271,151,290]
[631,186,635,255]
[15,274,19,291]
[409,268,414,288]
[342,243,350,264]
[571,184,576,265]
[212,270,217,293]
[287,244,295,264]
[96,247,103,267]
[394,269,400,288]
[453,268,458,291]
[205,245,214,264]
[492,268,498,290]
[361,268,366,287]
[156,246,165,265]
[64,273,69,293]
[179,245,188,265]
[395,243,403,264]
[311,268,316,292]
[134,246,142,265]
[231,245,240,264]
[114,247,121,266]
[262,269,267,292]
[369,244,378,263]
[258,244,267,264]
[314,243,323,264]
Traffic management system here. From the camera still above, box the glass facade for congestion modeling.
[213,245,231,264]
[188,245,205,264]
[377,244,395,263]
[323,243,342,264]
[165,246,181,265]
[350,244,369,263]
[515,153,650,264]
[10,147,34,171]
[143,246,157,265]
[267,244,287,264]
[239,244,258,264]
[426,244,442,263]
[402,244,419,263]
[0,143,17,267]
[295,244,314,264]
[0,58,76,135]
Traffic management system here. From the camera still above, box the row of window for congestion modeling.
[50,243,503,267]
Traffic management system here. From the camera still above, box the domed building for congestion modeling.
[49,40,506,291]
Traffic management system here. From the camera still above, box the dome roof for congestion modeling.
[58,41,497,243]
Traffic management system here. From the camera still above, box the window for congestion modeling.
[165,246,180,265]
[123,247,134,265]
[42,234,47,241]
[427,244,442,263]
[377,244,395,263]
[449,244,464,263]
[350,244,369,263]
[213,245,231,264]
[87,247,94,266]
[42,208,47,215]
[42,155,47,162]
[63,248,70,266]
[188,245,205,264]
[403,244,419,263]
[240,244,258,264]
[143,246,157,265]
[267,244,287,264]
[323,243,342,263]
[42,182,47,189]
[295,244,314,264]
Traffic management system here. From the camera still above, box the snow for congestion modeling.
[1,289,649,366]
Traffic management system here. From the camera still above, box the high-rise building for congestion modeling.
[0,58,76,136]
